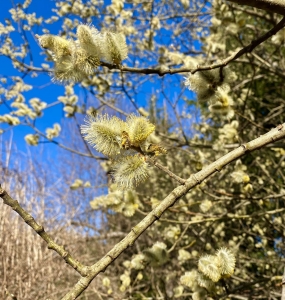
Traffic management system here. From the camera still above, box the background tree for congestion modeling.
[1,0,285,299]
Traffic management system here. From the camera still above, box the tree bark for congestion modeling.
[282,267,285,300]
[226,0,285,16]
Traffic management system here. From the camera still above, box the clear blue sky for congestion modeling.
[0,0,200,233]
[0,0,65,154]
[0,0,197,171]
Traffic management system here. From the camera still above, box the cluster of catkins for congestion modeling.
[185,68,236,118]
[36,24,128,82]
[181,247,236,298]
[81,114,167,189]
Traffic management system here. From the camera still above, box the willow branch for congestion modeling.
[14,17,285,84]
[0,186,88,276]
[102,17,285,75]
[282,267,285,300]
[27,123,107,160]
[61,123,285,300]
[226,0,285,16]
[89,89,128,116]
[146,157,186,184]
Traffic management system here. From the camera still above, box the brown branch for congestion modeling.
[101,17,285,76]
[234,109,266,130]
[15,16,285,83]
[27,123,107,160]
[226,0,285,16]
[146,157,186,184]
[61,123,285,299]
[7,13,285,88]
[231,5,275,24]
[282,267,285,300]
[0,186,88,276]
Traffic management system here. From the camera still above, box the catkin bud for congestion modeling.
[36,34,72,58]
[53,45,100,83]
[25,134,39,146]
[143,242,168,267]
[198,255,221,282]
[196,272,215,292]
[77,24,101,59]
[126,114,155,147]
[81,114,126,157]
[112,155,149,189]
[216,247,236,276]
[100,31,128,65]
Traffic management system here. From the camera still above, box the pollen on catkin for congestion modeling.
[215,247,236,276]
[81,114,126,157]
[126,114,155,147]
[198,255,222,282]
[76,24,101,60]
[53,54,86,83]
[100,31,128,65]
[112,155,149,189]
[36,34,72,58]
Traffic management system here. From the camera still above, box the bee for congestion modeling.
[121,131,131,150]
[147,144,167,156]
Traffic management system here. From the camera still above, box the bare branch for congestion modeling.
[146,157,186,184]
[0,186,88,276]
[282,267,285,300]
[226,0,285,16]
[27,123,107,160]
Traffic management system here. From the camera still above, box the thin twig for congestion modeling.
[281,267,285,300]
[89,89,129,116]
[168,223,191,253]
[146,157,186,184]
[27,123,106,160]
[234,109,265,130]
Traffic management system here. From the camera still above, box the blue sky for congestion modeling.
[0,0,198,175]
[0,1,64,154]
[0,0,201,234]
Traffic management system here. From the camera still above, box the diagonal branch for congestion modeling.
[0,187,88,277]
[146,157,186,184]
[226,0,285,16]
[61,123,285,299]
[282,267,285,300]
[26,123,107,160]
[103,16,285,75]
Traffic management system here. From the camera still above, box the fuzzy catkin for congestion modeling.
[77,24,101,59]
[127,114,155,147]
[36,34,72,58]
[81,114,125,157]
[112,155,149,189]
[100,31,128,65]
